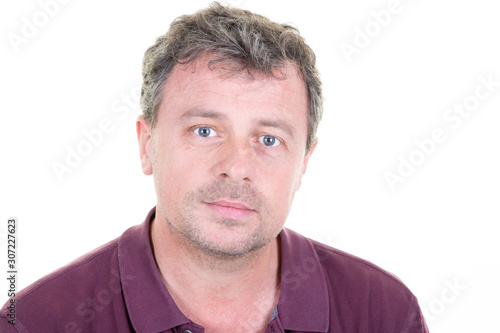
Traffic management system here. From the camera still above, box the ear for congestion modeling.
[136,115,154,175]
[295,137,318,191]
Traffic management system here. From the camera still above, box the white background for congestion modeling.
[1,0,499,331]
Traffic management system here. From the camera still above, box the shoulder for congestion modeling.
[282,227,412,294]
[312,237,412,293]
[280,228,428,332]
[0,238,121,332]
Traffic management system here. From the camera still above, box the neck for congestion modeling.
[151,214,281,298]
[150,215,281,331]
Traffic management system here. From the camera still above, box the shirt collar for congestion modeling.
[118,207,329,332]
[118,207,190,333]
[277,228,330,332]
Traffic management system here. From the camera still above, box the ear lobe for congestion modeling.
[136,116,153,175]
[296,138,318,191]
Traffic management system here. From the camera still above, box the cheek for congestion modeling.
[153,141,201,202]
[259,157,302,211]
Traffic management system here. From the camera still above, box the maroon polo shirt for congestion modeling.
[0,207,428,332]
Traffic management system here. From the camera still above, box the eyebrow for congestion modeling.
[179,109,295,139]
[256,119,295,140]
[179,109,227,121]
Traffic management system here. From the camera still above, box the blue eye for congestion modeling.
[195,127,217,137]
[259,135,280,147]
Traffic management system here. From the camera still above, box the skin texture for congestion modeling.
[136,55,316,332]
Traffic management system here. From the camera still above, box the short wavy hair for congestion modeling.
[141,2,323,152]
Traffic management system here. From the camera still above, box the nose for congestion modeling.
[212,140,256,184]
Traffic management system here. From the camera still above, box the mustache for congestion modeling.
[195,181,263,211]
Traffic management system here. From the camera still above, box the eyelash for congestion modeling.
[191,125,217,134]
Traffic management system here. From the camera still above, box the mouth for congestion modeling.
[204,200,256,220]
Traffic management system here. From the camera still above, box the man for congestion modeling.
[1,2,428,332]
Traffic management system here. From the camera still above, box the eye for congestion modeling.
[194,127,217,137]
[259,135,280,147]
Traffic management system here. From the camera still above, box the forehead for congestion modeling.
[158,55,309,135]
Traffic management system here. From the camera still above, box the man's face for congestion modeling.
[137,56,316,257]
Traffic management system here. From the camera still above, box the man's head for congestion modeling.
[137,2,323,258]
[140,1,322,153]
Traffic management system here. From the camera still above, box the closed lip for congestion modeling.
[206,200,254,211]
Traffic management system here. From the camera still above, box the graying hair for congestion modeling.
[141,1,323,152]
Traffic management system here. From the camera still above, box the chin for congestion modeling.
[188,225,273,258]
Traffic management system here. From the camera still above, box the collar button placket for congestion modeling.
[177,324,204,333]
